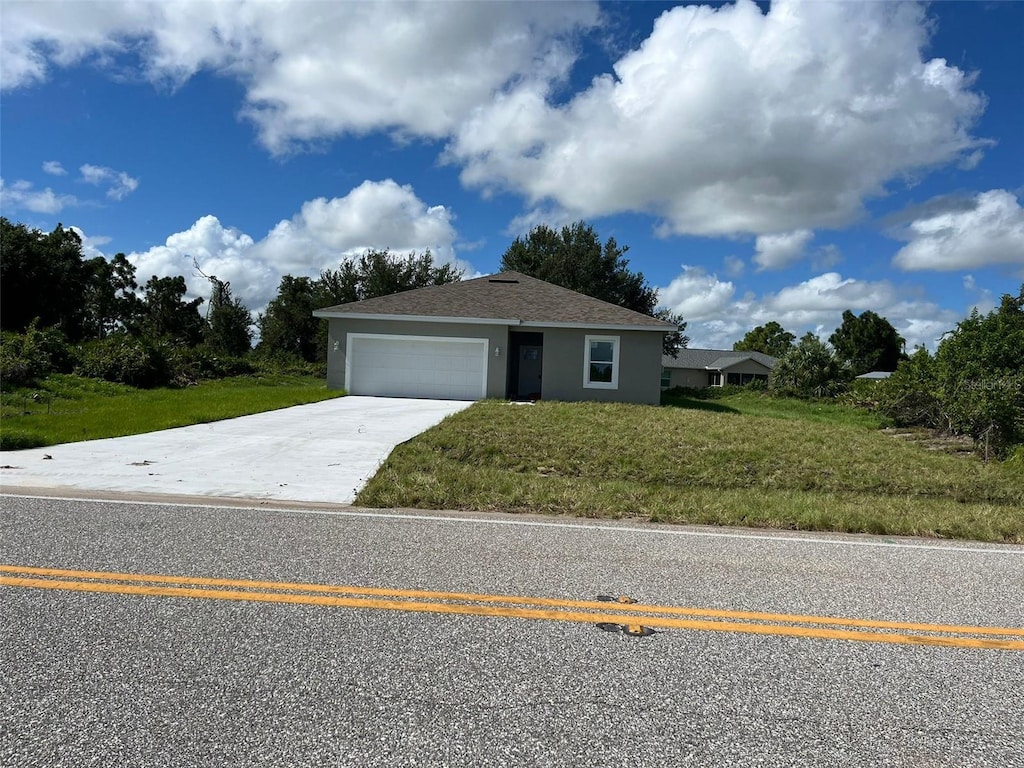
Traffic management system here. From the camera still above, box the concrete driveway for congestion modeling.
[0,396,473,504]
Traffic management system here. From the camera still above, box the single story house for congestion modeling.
[312,271,676,404]
[661,348,778,390]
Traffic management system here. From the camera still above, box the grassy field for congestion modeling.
[1,374,344,450]
[358,391,1024,543]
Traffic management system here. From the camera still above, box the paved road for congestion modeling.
[2,494,1022,767]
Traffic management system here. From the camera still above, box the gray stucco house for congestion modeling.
[313,271,676,404]
[661,348,777,390]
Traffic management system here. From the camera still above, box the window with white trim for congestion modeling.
[584,335,619,389]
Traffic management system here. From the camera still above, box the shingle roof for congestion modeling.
[314,271,676,330]
[662,348,778,370]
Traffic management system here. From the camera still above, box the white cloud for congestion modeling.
[754,229,813,270]
[812,244,843,271]
[3,1,986,232]
[79,164,139,200]
[0,177,76,214]
[767,273,898,315]
[664,269,958,352]
[723,255,746,278]
[68,226,112,260]
[892,189,1024,271]
[42,160,66,176]
[118,180,462,312]
[0,1,599,153]
[656,265,735,320]
[450,0,987,237]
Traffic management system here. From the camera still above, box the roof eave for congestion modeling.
[311,311,519,325]
[313,311,673,331]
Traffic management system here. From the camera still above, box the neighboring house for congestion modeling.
[856,371,893,380]
[661,348,778,390]
[312,271,676,404]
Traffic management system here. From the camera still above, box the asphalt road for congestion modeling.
[2,494,1022,767]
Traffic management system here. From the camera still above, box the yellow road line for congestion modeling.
[2,573,1023,651]
[2,564,1022,638]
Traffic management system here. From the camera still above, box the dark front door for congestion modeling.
[507,332,544,400]
[517,345,543,399]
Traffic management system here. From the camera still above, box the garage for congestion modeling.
[345,334,488,400]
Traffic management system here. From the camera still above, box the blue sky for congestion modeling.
[2,0,1022,350]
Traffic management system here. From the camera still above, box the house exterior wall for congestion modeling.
[665,359,772,389]
[325,318,509,397]
[539,327,664,405]
[721,360,772,386]
[325,318,665,404]
[666,367,712,389]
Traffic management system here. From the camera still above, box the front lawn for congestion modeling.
[357,396,1024,543]
[1,374,344,450]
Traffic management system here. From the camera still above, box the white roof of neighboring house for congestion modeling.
[856,371,893,379]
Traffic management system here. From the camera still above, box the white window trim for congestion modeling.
[345,333,488,398]
[583,334,619,390]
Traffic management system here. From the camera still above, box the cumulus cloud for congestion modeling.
[723,255,746,278]
[450,0,987,237]
[42,160,67,176]
[0,1,599,153]
[892,189,1024,271]
[662,269,957,351]
[0,177,76,214]
[79,164,139,200]
[754,229,814,270]
[119,180,462,312]
[656,265,735,320]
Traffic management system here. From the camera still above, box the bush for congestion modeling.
[770,333,850,399]
[0,322,75,386]
[165,345,256,385]
[251,350,326,378]
[0,428,47,451]
[75,334,172,388]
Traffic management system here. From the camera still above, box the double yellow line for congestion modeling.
[2,564,1022,650]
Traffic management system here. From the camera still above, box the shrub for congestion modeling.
[0,428,47,451]
[251,350,326,378]
[75,334,171,388]
[770,334,850,399]
[0,322,75,386]
[165,345,256,385]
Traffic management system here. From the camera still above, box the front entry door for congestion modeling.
[517,345,543,400]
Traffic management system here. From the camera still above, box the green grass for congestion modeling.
[1,373,344,450]
[357,396,1024,543]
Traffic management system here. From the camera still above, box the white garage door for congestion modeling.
[347,334,488,400]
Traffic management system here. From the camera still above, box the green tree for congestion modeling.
[771,332,849,398]
[829,310,905,376]
[733,321,795,358]
[82,253,144,339]
[138,275,205,346]
[257,275,321,363]
[0,219,92,340]
[318,248,462,305]
[204,278,253,357]
[876,287,1024,457]
[500,221,687,355]
[933,290,1024,455]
